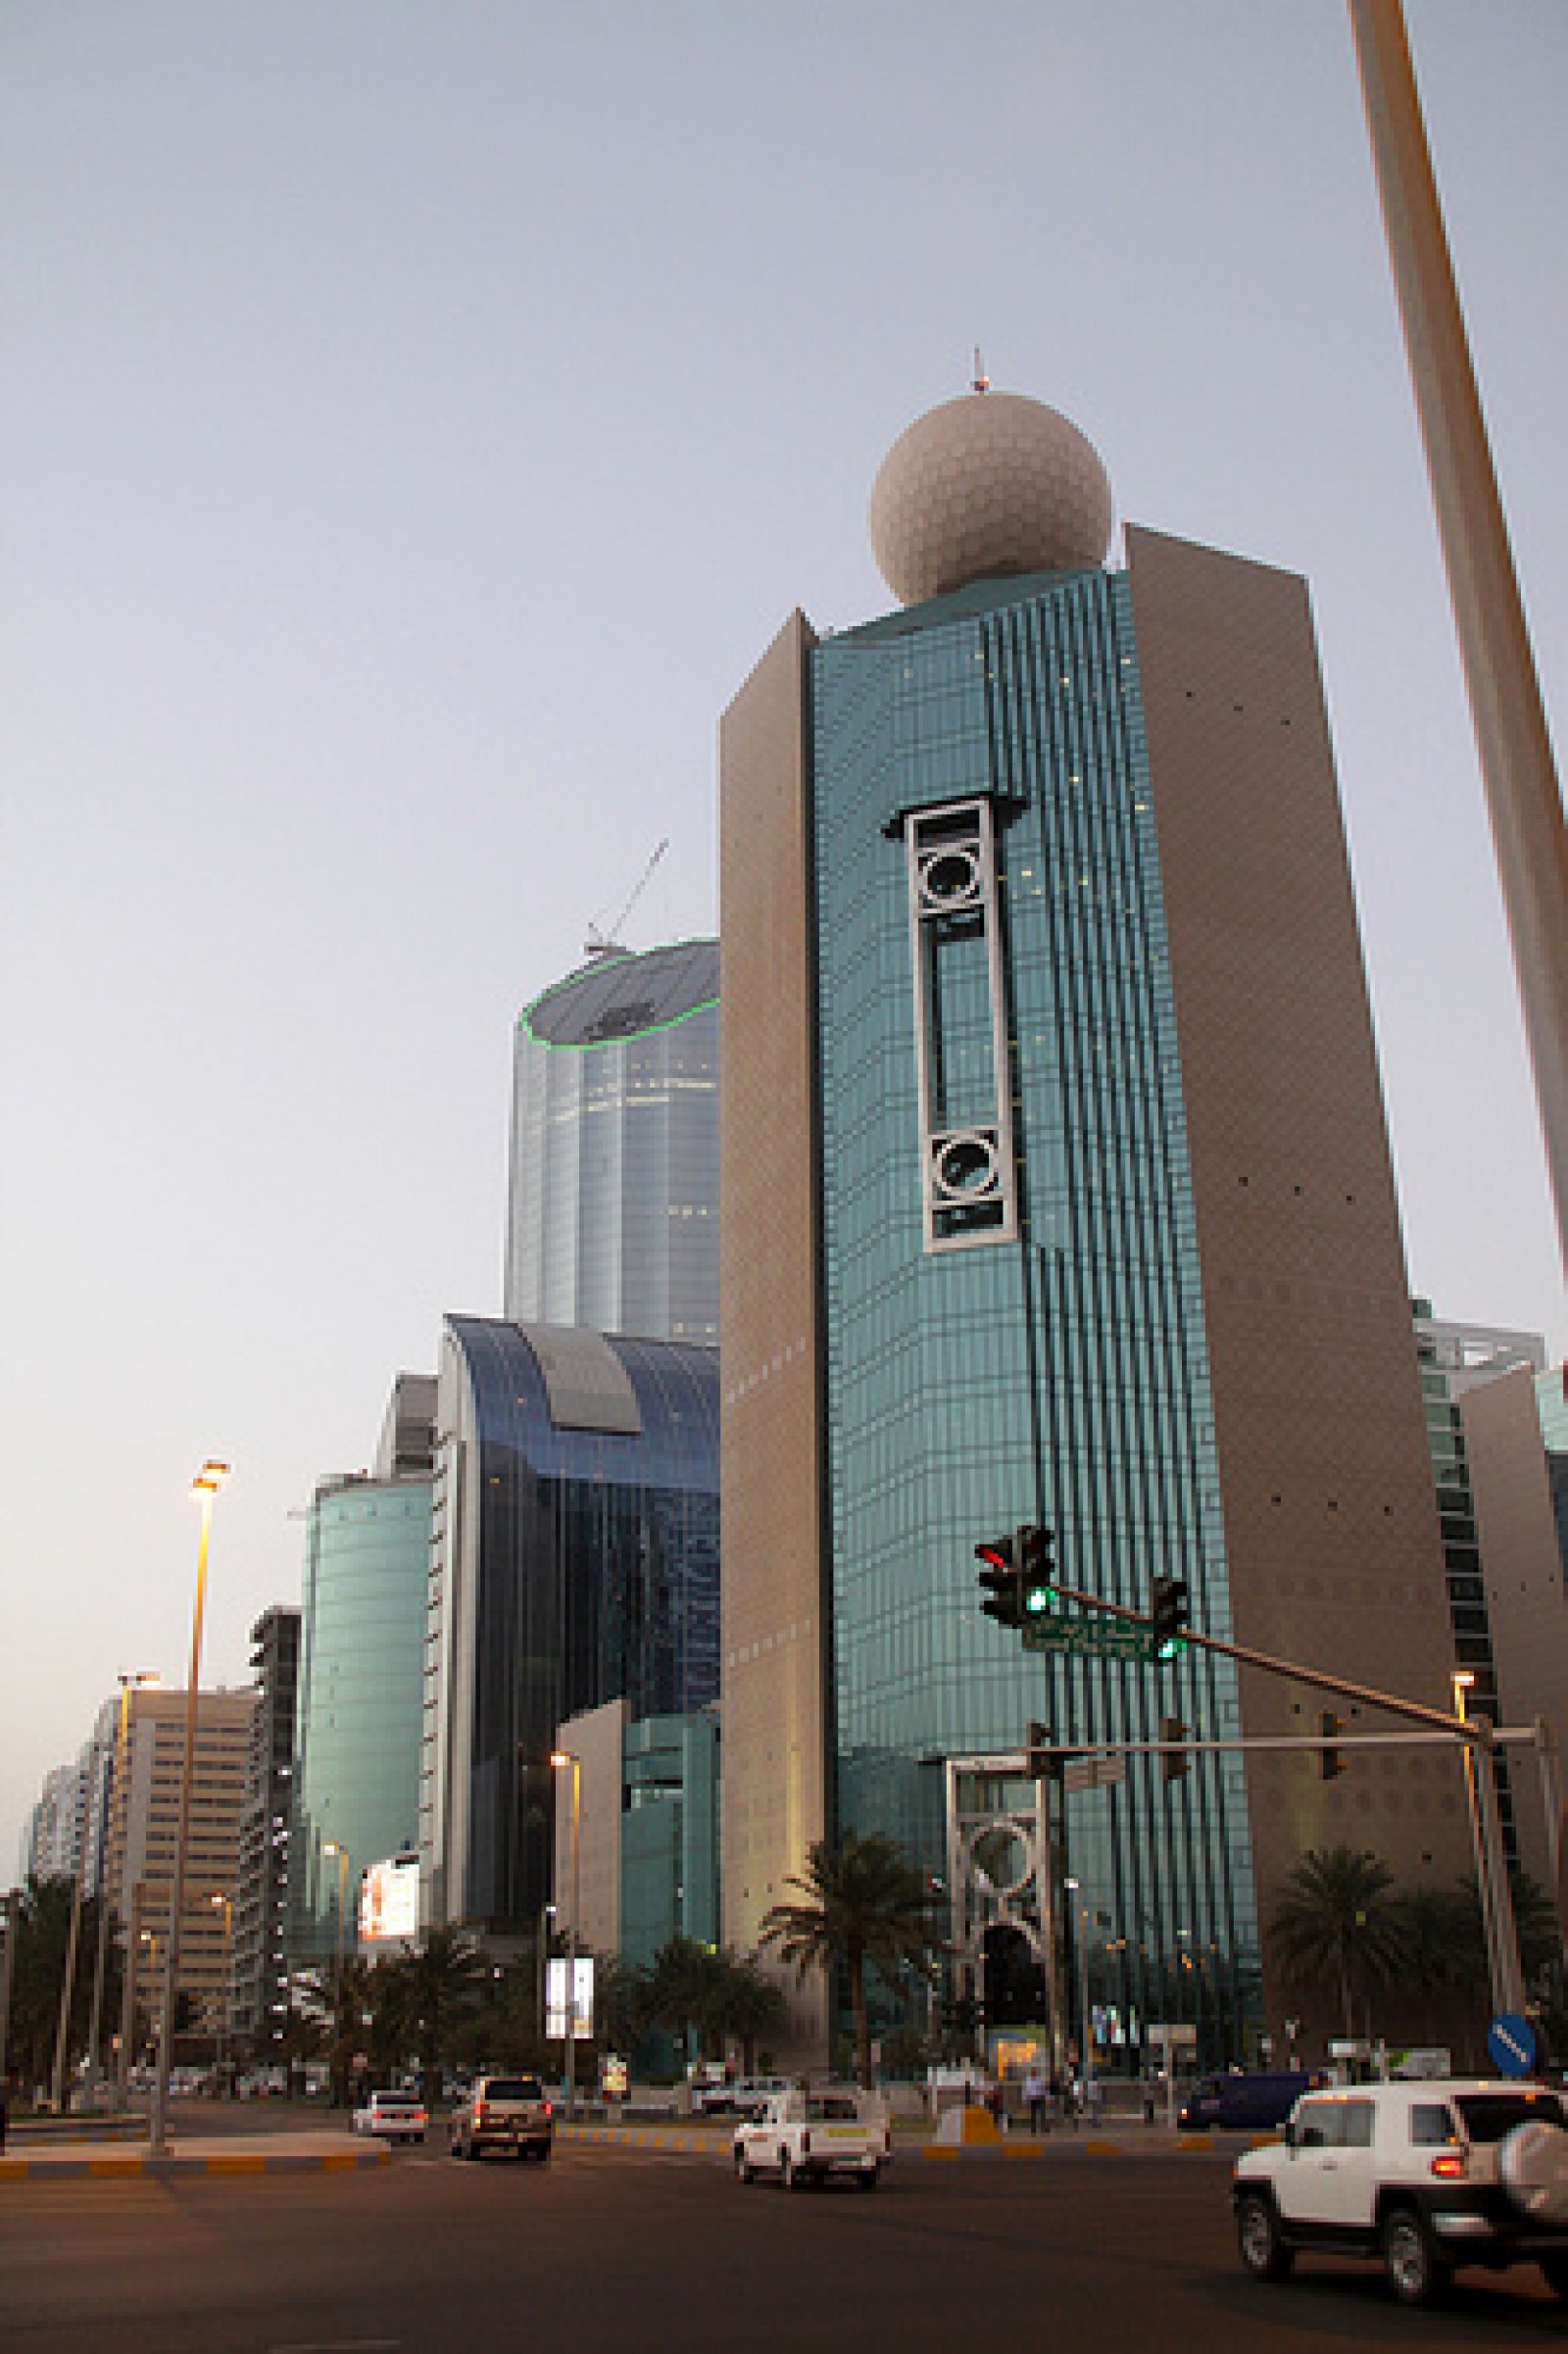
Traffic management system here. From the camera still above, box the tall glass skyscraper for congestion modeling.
[720,386,1469,2071]
[505,939,719,1345]
[291,1471,431,1965]
[422,1316,719,1934]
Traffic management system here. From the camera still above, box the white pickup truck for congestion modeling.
[733,2087,893,2191]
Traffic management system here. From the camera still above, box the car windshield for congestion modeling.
[483,2079,542,2101]
[806,2095,862,2122]
[373,2093,416,2107]
[1454,2091,1566,2143]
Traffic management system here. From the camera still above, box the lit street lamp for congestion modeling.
[85,1671,159,2109]
[550,1751,581,2121]
[210,1892,232,2088]
[149,1457,230,2156]
[1063,1876,1093,2113]
[322,1841,353,2104]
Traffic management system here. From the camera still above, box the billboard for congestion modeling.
[545,1957,595,2041]
[359,1853,419,1949]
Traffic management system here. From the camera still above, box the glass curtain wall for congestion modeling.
[443,1318,719,1932]
[292,1475,431,1966]
[810,566,1260,2068]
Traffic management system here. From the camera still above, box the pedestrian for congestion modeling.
[1024,2064,1048,2135]
[1143,2073,1156,2127]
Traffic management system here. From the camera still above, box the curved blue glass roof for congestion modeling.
[521,938,718,1050]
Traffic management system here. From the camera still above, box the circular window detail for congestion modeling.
[933,1130,1000,1202]
[971,1824,1034,1898]
[919,844,981,912]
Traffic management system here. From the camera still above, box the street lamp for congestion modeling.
[551,1751,581,2121]
[322,1841,353,2104]
[1064,1876,1093,2114]
[210,1893,232,2089]
[86,1671,159,2109]
[149,1457,230,2156]
[1452,1670,1526,2019]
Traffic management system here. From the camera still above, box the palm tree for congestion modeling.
[1394,1885,1474,2042]
[2,1875,120,2098]
[1269,1846,1404,2042]
[760,1832,942,2087]
[386,1927,486,2095]
[594,1954,654,2059]
[712,1952,786,2076]
[645,1936,729,2066]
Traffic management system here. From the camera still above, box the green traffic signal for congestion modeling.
[1018,1523,1056,1616]
[1151,1576,1191,1657]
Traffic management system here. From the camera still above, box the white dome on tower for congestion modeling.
[868,388,1113,607]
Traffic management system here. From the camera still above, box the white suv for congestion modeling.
[1233,2079,1568,2307]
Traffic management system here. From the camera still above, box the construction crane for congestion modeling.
[584,837,668,958]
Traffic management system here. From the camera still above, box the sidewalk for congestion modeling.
[0,2132,390,2182]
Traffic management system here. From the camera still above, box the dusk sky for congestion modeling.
[3,1,1563,1875]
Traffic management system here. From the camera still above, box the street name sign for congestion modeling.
[1022,1612,1160,1663]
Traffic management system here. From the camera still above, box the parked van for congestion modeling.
[1178,2069,1326,2131]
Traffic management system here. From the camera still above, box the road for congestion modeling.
[3,2139,1565,2352]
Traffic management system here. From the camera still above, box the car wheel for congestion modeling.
[734,2145,754,2184]
[781,2150,800,2192]
[1540,2255,1568,2300]
[858,2165,879,2192]
[1235,2190,1293,2283]
[466,2139,482,2161]
[1382,2207,1447,2308]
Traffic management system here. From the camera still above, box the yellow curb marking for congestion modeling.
[205,2153,269,2175]
[87,2157,145,2178]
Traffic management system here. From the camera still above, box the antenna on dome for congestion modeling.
[971,345,991,394]
[585,836,669,958]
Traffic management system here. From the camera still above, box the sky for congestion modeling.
[3,0,1563,1876]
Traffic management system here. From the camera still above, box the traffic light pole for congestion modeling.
[1037,1578,1528,2018]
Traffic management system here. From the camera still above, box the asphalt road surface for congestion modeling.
[4,2141,1566,2352]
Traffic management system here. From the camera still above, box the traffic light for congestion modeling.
[1150,1576,1191,1656]
[1319,1711,1345,1781]
[976,1534,1024,1629]
[1017,1524,1056,1617]
[1159,1715,1189,1783]
[1026,1720,1052,1781]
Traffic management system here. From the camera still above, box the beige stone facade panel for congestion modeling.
[1126,524,1471,1970]
[718,610,829,2062]
[1460,1366,1568,1898]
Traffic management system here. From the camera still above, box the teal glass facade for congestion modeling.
[620,1710,721,1969]
[292,1473,431,1964]
[810,566,1260,2063]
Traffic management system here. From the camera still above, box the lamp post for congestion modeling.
[551,1751,581,2120]
[49,1756,94,2113]
[210,1893,232,2090]
[537,1901,557,2050]
[1063,1876,1092,2114]
[85,1672,158,2108]
[322,1841,352,2105]
[149,1456,230,2156]
[1452,1671,1527,2019]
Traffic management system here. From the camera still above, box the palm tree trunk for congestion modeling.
[1338,1941,1353,2045]
[850,1948,870,2088]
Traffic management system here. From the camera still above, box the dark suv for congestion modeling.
[448,2074,554,2163]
